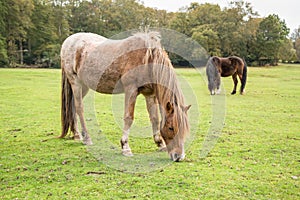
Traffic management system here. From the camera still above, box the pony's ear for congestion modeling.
[182,105,191,113]
[166,102,174,114]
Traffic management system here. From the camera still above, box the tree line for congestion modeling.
[0,0,300,68]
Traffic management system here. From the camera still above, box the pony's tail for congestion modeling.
[59,68,76,138]
[206,57,220,94]
[241,60,247,92]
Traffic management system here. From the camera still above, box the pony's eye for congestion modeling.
[169,127,174,131]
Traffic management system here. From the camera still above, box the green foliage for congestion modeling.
[256,14,290,65]
[217,1,257,57]
[295,38,300,61]
[291,27,300,61]
[192,26,221,56]
[0,66,299,199]
[0,35,8,66]
[169,1,293,65]
[0,0,298,67]
[169,12,191,36]
[279,39,297,62]
[291,26,300,42]
[0,0,8,36]
[5,0,34,66]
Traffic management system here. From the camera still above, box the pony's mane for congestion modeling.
[133,31,162,50]
[138,31,189,139]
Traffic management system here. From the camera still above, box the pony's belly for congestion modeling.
[96,77,124,94]
[78,64,124,94]
[221,72,232,77]
[95,68,124,94]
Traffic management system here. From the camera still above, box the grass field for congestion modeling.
[0,65,299,199]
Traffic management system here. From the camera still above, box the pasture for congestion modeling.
[0,65,299,199]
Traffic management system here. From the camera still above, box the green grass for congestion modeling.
[0,65,299,199]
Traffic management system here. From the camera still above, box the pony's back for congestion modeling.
[61,33,107,73]
[61,33,106,50]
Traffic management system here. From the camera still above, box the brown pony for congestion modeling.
[59,32,190,161]
[206,56,247,95]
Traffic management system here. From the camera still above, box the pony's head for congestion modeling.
[160,102,191,161]
[140,31,191,161]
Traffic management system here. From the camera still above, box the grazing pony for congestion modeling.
[206,56,247,95]
[59,32,190,161]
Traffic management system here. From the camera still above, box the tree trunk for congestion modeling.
[20,40,23,65]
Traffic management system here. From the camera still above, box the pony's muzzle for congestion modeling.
[170,152,185,162]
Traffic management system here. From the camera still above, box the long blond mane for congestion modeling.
[137,31,190,140]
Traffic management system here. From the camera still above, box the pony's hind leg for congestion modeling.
[74,84,89,141]
[145,95,166,151]
[71,81,92,145]
[231,73,238,95]
[238,73,244,94]
[73,115,80,140]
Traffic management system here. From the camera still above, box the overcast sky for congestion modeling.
[141,0,300,32]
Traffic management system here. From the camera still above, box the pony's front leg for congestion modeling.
[121,88,138,156]
[145,95,166,151]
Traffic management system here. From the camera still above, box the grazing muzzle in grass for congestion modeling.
[160,103,191,162]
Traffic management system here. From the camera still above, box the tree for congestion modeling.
[192,25,221,56]
[180,1,258,60]
[0,0,8,65]
[0,0,296,67]
[52,0,70,43]
[27,0,60,67]
[68,0,108,35]
[5,0,34,66]
[291,26,300,61]
[291,26,300,42]
[0,0,7,36]
[256,14,289,65]
[187,3,222,29]
[217,1,258,58]
[169,12,191,36]
[278,38,297,62]
[0,36,8,66]
[244,17,262,64]
[295,38,300,61]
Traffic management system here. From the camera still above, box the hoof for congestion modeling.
[231,91,236,95]
[122,149,133,157]
[170,153,185,162]
[74,134,81,141]
[83,138,93,145]
[154,134,166,149]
